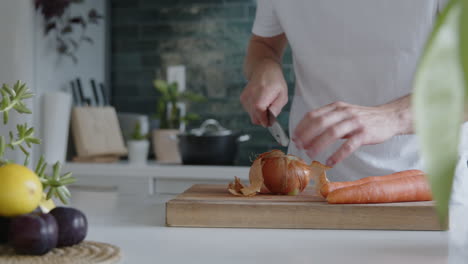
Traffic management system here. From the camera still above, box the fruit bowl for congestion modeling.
[0,241,121,264]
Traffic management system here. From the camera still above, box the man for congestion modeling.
[240,0,467,204]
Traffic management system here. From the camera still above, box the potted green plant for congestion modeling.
[152,79,204,163]
[127,121,149,165]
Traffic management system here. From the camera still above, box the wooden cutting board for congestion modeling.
[166,184,446,231]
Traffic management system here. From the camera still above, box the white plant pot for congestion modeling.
[127,140,149,165]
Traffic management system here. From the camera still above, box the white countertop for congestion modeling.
[69,188,468,264]
[62,161,249,180]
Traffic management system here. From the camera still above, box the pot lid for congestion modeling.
[188,119,233,136]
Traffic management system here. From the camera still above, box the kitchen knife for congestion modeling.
[99,83,108,106]
[75,78,86,106]
[70,81,80,106]
[90,79,100,106]
[76,78,92,106]
[267,109,289,147]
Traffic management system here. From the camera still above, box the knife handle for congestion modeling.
[91,79,100,106]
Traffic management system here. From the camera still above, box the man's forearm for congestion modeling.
[383,92,468,136]
[381,94,414,135]
[243,34,287,80]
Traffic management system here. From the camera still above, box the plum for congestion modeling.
[50,207,87,247]
[38,213,58,249]
[0,217,10,244]
[8,213,58,255]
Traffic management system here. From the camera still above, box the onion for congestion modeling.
[250,150,313,195]
[227,150,328,196]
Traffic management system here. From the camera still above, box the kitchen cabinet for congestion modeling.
[62,162,249,199]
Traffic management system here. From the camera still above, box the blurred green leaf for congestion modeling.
[0,136,5,157]
[23,154,29,167]
[46,187,55,200]
[16,124,24,136]
[35,156,45,175]
[53,162,61,181]
[413,0,464,226]
[19,145,29,156]
[180,91,205,102]
[55,186,68,204]
[168,82,179,100]
[2,111,7,125]
[20,92,34,99]
[26,137,41,145]
[130,121,148,140]
[39,162,47,178]
[2,84,14,97]
[60,186,72,198]
[25,127,34,137]
[154,80,169,96]
[1,90,10,109]
[14,81,26,96]
[461,0,468,99]
[13,102,32,114]
[12,81,20,93]
[182,113,201,122]
[59,177,76,186]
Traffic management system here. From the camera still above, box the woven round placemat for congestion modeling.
[0,241,121,264]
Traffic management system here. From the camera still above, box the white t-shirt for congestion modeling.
[252,0,467,204]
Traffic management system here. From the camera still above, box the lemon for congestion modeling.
[0,163,43,217]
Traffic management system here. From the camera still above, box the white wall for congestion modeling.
[0,0,107,165]
[0,0,35,163]
[34,0,107,96]
[34,0,107,161]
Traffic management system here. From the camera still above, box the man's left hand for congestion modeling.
[292,97,412,167]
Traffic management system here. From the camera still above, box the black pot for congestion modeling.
[177,120,250,165]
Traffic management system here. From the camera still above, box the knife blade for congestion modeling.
[267,109,290,147]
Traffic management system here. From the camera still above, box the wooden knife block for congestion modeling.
[71,107,127,162]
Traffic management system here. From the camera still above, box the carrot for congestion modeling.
[327,174,432,204]
[320,169,425,198]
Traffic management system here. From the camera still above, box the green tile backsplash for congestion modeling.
[110,0,295,165]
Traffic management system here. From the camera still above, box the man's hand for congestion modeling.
[241,34,288,127]
[293,96,413,167]
[240,59,288,127]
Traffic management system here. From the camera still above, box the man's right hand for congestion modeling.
[241,34,288,127]
[240,58,288,127]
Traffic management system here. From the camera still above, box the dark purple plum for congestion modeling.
[0,217,10,244]
[38,213,58,249]
[8,213,58,255]
[50,207,87,247]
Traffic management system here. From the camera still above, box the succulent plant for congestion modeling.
[0,81,75,204]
